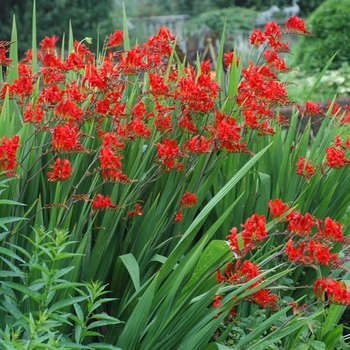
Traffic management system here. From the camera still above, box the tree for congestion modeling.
[0,0,118,56]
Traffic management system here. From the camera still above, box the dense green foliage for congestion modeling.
[184,7,258,35]
[140,0,325,18]
[0,0,118,56]
[294,0,350,73]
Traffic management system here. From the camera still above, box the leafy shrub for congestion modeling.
[294,0,350,72]
[283,62,350,102]
[184,6,258,36]
[0,226,121,349]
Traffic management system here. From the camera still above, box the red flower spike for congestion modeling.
[106,29,124,48]
[0,47,12,67]
[127,204,144,217]
[250,29,266,46]
[241,214,267,252]
[316,217,344,243]
[180,191,197,208]
[314,277,350,305]
[264,21,283,38]
[296,156,316,182]
[223,52,240,67]
[227,227,241,256]
[263,50,291,72]
[155,138,183,170]
[326,146,350,168]
[155,114,173,133]
[92,194,122,213]
[304,101,324,116]
[286,211,315,235]
[47,158,73,181]
[268,199,289,219]
[174,209,183,222]
[149,74,170,95]
[0,135,20,177]
[183,135,214,154]
[212,295,222,309]
[285,16,315,36]
[40,35,60,52]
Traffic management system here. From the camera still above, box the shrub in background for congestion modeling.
[184,7,258,36]
[294,0,350,73]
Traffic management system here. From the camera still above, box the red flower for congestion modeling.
[183,135,214,154]
[54,99,84,121]
[314,277,350,305]
[285,16,314,36]
[52,124,81,152]
[296,156,316,182]
[99,147,130,183]
[155,114,173,133]
[241,214,267,251]
[180,191,197,208]
[316,217,344,243]
[326,146,350,168]
[250,29,266,46]
[0,47,12,67]
[174,209,183,222]
[304,101,324,116]
[106,29,124,48]
[149,74,170,94]
[0,135,20,176]
[47,158,73,181]
[263,50,290,72]
[286,211,315,235]
[268,199,289,219]
[249,289,278,309]
[227,227,240,256]
[223,52,240,67]
[127,204,144,217]
[212,295,222,309]
[40,35,59,52]
[155,138,182,170]
[92,194,121,213]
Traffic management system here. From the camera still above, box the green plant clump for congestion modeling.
[294,0,350,73]
[184,6,258,36]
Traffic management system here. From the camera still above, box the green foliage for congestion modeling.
[282,62,350,102]
[184,6,258,35]
[1,5,350,349]
[294,0,350,73]
[154,0,325,17]
[0,0,118,56]
[0,226,122,349]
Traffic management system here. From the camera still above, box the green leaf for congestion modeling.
[1,282,40,303]
[87,344,123,350]
[0,217,27,231]
[119,254,140,292]
[48,295,88,313]
[87,318,123,330]
[203,343,236,350]
[0,199,26,206]
[322,324,343,350]
[117,274,158,349]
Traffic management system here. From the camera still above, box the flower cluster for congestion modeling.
[217,197,350,317]
[175,191,197,222]
[314,277,350,306]
[0,135,20,176]
[215,260,279,311]
[92,194,122,213]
